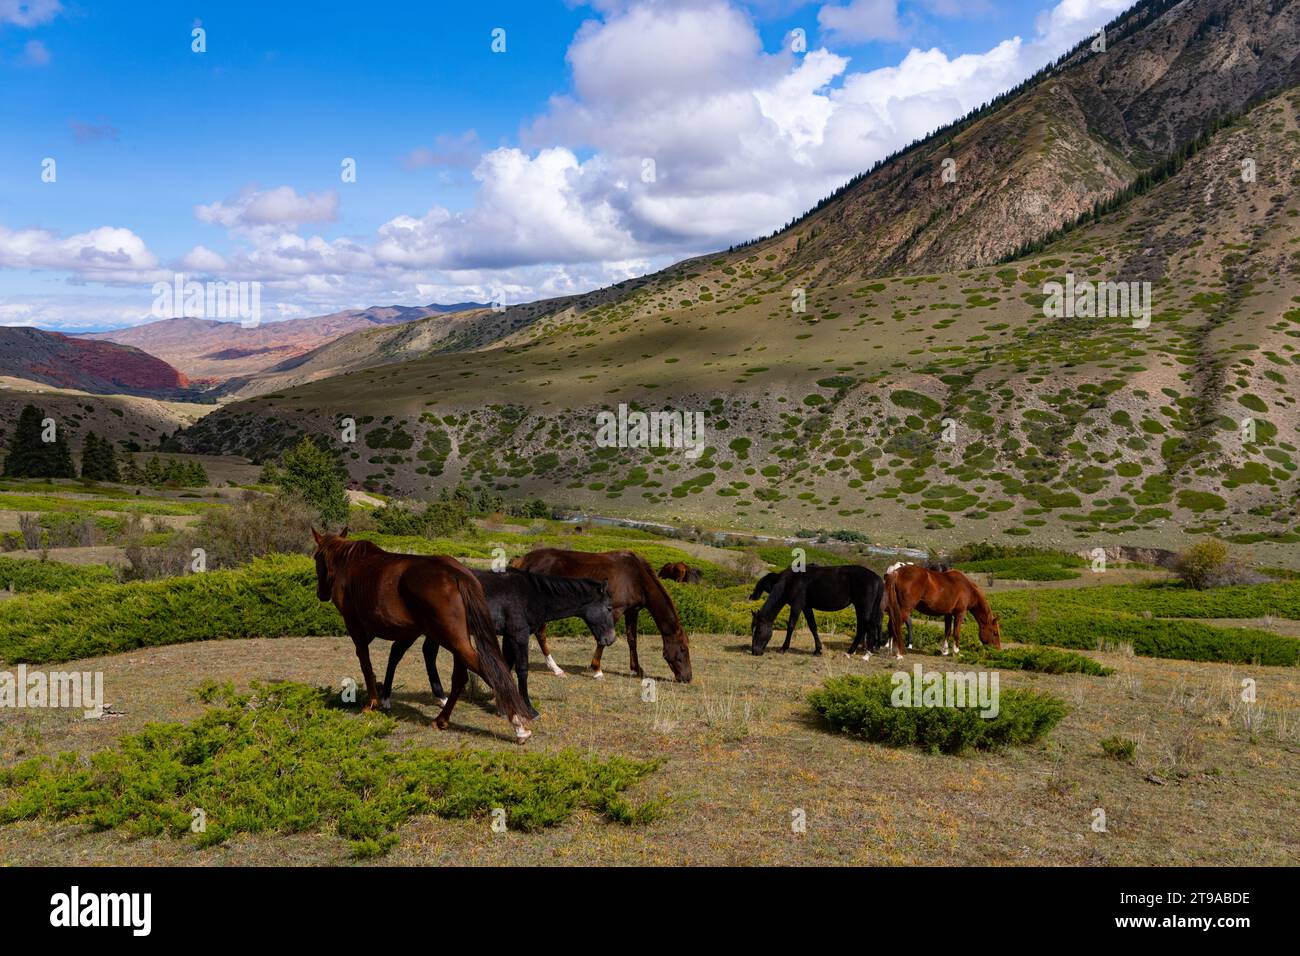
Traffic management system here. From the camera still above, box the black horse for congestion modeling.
[750,564,883,657]
[382,568,616,719]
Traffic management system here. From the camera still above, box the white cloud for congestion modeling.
[0,0,61,27]
[3,0,1143,329]
[195,185,339,230]
[817,0,902,44]
[0,224,160,282]
[20,38,49,65]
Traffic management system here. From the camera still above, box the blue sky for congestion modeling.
[0,0,1131,330]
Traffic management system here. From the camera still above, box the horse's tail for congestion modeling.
[455,571,531,722]
[870,575,885,647]
[884,570,903,648]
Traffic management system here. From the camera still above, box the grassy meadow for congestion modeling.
[0,476,1296,865]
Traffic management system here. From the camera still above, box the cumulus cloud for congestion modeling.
[0,224,160,282]
[194,185,339,231]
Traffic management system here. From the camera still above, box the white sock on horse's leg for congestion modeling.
[545,654,565,676]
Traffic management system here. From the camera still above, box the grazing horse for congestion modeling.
[382,569,617,720]
[884,564,1002,658]
[750,564,883,658]
[658,561,702,584]
[512,548,692,682]
[311,529,532,742]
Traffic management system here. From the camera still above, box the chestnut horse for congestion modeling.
[512,548,692,682]
[312,529,533,742]
[659,561,702,584]
[884,564,1002,658]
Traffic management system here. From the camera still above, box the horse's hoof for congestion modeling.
[380,698,392,712]
[433,717,449,730]
[860,653,871,661]
[592,670,605,680]
[361,702,378,713]
[812,649,822,656]
[514,727,532,744]
[527,708,541,720]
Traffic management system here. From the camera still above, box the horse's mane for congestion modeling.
[624,552,682,632]
[324,537,385,565]
[757,568,803,621]
[510,568,606,602]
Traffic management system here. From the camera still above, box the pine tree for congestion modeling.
[3,405,45,477]
[273,437,349,528]
[50,429,75,479]
[3,405,74,478]
[81,433,121,482]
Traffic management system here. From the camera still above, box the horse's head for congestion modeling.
[662,627,692,682]
[311,526,348,602]
[751,609,774,656]
[979,613,1002,649]
[582,581,618,647]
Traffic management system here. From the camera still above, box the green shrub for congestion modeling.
[960,644,1113,675]
[808,674,1068,754]
[0,682,662,856]
[0,556,115,593]
[1100,736,1136,761]
[1172,538,1254,589]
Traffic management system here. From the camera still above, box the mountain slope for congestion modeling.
[83,302,485,382]
[0,327,199,400]
[175,0,1300,559]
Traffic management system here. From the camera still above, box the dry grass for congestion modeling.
[1,624,1296,866]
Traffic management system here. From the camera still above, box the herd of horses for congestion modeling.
[311,529,1001,742]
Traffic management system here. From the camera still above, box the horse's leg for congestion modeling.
[951,610,965,656]
[623,608,643,679]
[536,623,566,677]
[780,601,800,653]
[906,616,913,650]
[432,653,468,730]
[381,637,416,711]
[941,615,951,656]
[847,601,869,659]
[893,609,909,659]
[421,637,448,706]
[507,627,540,720]
[805,608,822,656]
[351,629,382,712]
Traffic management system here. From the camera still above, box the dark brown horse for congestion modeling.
[312,529,533,742]
[512,548,692,682]
[658,561,702,584]
[884,564,1002,658]
[750,564,883,657]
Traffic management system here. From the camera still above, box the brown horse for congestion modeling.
[312,529,533,742]
[512,548,692,682]
[884,564,1001,658]
[658,561,702,584]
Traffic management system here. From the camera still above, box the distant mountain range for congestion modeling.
[81,302,487,381]
[0,327,199,400]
